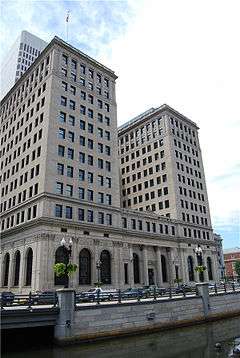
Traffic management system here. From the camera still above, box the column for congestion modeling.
[179,249,188,283]
[8,250,14,290]
[156,247,163,287]
[128,245,134,287]
[202,254,208,282]
[166,248,174,285]
[142,246,149,286]
[19,249,26,292]
[112,246,118,288]
[70,239,78,289]
[212,253,219,282]
[34,240,42,291]
[193,255,200,283]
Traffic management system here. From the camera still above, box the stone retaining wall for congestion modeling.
[54,287,240,344]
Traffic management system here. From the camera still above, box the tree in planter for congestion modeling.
[54,262,78,278]
[234,260,240,280]
[174,278,183,288]
[54,238,77,288]
[195,265,207,273]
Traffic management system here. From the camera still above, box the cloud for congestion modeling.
[0,0,133,62]
[0,0,239,249]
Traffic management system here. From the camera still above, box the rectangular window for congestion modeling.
[87,210,93,222]
[68,148,74,159]
[57,163,64,175]
[79,169,85,181]
[56,182,63,195]
[98,212,104,224]
[55,204,62,217]
[66,184,73,197]
[79,187,85,199]
[59,111,66,123]
[88,190,93,201]
[106,213,112,225]
[66,206,72,219]
[58,145,65,157]
[78,208,84,221]
[61,96,67,106]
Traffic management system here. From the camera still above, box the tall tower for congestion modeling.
[0,30,47,99]
[0,36,120,234]
[118,104,213,241]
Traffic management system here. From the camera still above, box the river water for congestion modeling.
[3,317,240,358]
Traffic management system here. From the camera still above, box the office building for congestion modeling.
[0,30,47,99]
[118,105,213,242]
[0,36,219,293]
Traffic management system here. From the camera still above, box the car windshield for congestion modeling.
[87,289,96,292]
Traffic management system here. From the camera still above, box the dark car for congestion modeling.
[33,291,57,305]
[142,285,166,296]
[0,291,15,306]
[174,284,195,294]
[121,288,146,299]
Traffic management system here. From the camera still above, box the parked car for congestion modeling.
[174,284,195,294]
[0,291,15,306]
[142,285,166,296]
[121,288,147,299]
[77,288,118,302]
[33,291,57,305]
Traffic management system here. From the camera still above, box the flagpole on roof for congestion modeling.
[66,10,70,42]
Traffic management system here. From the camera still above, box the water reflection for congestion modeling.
[4,317,240,358]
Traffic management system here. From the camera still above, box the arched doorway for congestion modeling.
[207,257,213,280]
[14,251,21,286]
[100,250,111,284]
[3,253,10,287]
[79,249,91,285]
[54,246,69,286]
[133,253,140,284]
[25,248,33,286]
[187,256,195,282]
[161,255,168,282]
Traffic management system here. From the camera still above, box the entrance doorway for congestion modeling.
[148,268,155,285]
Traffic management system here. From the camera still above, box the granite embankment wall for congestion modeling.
[54,286,240,344]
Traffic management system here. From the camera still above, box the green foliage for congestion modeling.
[234,260,240,277]
[174,278,183,284]
[195,265,206,273]
[53,262,77,277]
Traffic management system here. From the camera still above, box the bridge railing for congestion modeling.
[74,282,240,307]
[0,291,58,309]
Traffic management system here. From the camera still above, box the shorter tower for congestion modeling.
[1,30,47,99]
[118,104,213,241]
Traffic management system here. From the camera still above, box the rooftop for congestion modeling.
[118,104,199,135]
[223,247,240,254]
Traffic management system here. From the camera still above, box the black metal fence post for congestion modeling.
[28,291,32,309]
[224,282,227,293]
[214,283,218,294]
[182,287,186,297]
[137,290,141,302]
[169,286,172,299]
[118,289,122,303]
[153,287,157,300]
[97,289,100,304]
[232,283,235,292]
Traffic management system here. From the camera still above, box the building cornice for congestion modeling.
[118,104,199,136]
[1,36,117,106]
[0,216,217,248]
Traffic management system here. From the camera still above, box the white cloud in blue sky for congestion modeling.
[0,0,239,249]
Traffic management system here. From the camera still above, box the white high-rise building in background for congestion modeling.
[0,30,47,99]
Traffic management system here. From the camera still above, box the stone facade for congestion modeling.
[0,36,219,293]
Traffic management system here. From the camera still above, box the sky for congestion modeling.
[0,0,239,249]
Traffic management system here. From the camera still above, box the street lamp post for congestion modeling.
[96,260,102,287]
[193,244,204,282]
[61,237,73,288]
